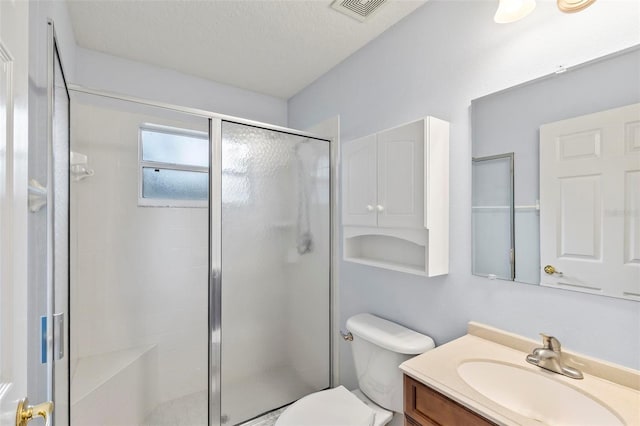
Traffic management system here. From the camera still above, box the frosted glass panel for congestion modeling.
[142,167,208,200]
[220,121,330,425]
[141,127,208,167]
[472,155,514,280]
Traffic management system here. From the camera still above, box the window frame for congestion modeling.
[138,123,209,208]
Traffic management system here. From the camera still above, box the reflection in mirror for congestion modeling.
[472,154,514,281]
[539,103,640,300]
[471,46,640,300]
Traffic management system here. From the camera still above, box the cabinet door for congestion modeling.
[343,134,378,226]
[404,375,496,426]
[377,120,425,228]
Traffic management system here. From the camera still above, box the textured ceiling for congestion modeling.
[66,0,426,99]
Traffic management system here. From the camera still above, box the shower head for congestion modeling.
[293,138,311,154]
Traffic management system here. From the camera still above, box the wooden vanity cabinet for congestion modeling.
[404,375,497,426]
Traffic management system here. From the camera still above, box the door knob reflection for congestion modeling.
[543,265,563,276]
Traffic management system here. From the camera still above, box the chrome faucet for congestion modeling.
[526,333,583,379]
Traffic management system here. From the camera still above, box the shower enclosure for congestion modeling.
[69,92,333,426]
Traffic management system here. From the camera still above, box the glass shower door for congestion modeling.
[219,121,331,425]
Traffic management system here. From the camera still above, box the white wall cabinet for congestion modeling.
[343,120,426,228]
[342,117,449,276]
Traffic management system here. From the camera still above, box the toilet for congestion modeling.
[276,313,435,426]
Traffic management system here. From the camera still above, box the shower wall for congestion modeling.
[70,98,208,423]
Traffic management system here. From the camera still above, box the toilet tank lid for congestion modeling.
[346,313,435,355]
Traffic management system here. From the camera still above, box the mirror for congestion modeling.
[471,46,640,301]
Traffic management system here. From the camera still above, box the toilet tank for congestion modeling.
[346,313,435,413]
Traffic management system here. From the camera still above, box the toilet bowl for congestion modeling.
[275,313,435,426]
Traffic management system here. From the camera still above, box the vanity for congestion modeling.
[404,375,495,425]
[400,323,640,426]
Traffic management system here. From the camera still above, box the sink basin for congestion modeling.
[457,360,623,425]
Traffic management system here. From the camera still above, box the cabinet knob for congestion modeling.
[376,205,384,212]
[366,205,374,212]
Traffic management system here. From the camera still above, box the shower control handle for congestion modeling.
[376,205,384,212]
[366,205,374,212]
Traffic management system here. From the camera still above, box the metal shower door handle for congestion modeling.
[53,312,64,360]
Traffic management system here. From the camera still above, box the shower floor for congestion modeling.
[238,407,286,426]
[144,390,208,426]
[223,366,318,425]
[142,390,285,426]
[143,367,316,426]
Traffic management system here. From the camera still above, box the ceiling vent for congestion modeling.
[330,0,388,22]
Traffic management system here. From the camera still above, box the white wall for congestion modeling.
[73,47,288,126]
[288,0,640,388]
[30,0,77,81]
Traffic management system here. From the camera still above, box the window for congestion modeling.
[139,124,209,207]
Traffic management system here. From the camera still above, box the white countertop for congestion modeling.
[400,322,640,426]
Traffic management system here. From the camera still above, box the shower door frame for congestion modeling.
[66,84,338,426]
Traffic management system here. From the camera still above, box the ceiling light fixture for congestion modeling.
[557,0,597,13]
[494,0,597,24]
[494,0,537,24]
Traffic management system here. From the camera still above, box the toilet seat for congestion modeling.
[350,389,393,426]
[275,386,392,426]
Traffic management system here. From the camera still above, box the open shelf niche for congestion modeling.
[343,227,428,276]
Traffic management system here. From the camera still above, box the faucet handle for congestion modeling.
[540,333,561,352]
